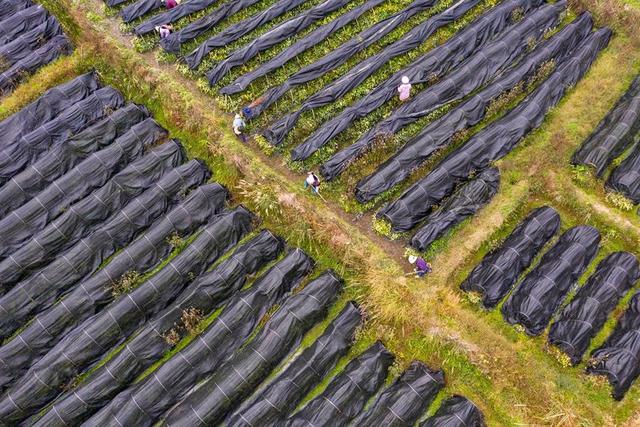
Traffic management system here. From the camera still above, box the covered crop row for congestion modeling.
[0,4,72,94]
[606,133,640,203]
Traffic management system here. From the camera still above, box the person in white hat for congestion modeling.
[233,113,247,143]
[397,76,412,102]
[409,254,431,278]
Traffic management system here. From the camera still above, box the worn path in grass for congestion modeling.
[14,0,640,423]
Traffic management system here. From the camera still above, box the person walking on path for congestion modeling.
[408,255,431,278]
[398,76,412,102]
[233,113,247,143]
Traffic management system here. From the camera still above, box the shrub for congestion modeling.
[162,327,181,346]
[110,271,142,297]
[181,307,205,335]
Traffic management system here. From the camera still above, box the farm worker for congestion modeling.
[304,172,321,195]
[164,0,178,8]
[156,24,173,39]
[398,76,412,102]
[233,113,247,143]
[408,255,431,278]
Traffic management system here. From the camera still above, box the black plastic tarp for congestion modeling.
[320,1,565,180]
[420,395,485,427]
[0,207,252,422]
[549,252,640,365]
[185,0,312,69]
[0,103,149,217]
[502,225,601,336]
[606,139,640,203]
[461,206,560,308]
[121,0,162,24]
[84,249,313,427]
[159,0,263,54]
[220,0,385,95]
[0,158,210,341]
[0,16,62,70]
[572,75,640,176]
[0,0,32,22]
[351,360,444,426]
[355,13,594,202]
[0,72,99,150]
[161,270,344,425]
[227,302,363,427]
[410,167,500,251]
[0,184,228,392]
[379,28,612,232]
[207,0,354,86]
[0,118,168,264]
[37,232,291,426]
[248,0,437,118]
[286,341,395,427]
[0,34,73,95]
[135,0,218,36]
[587,291,640,400]
[265,0,479,146]
[0,5,48,45]
[0,86,125,183]
[291,0,542,159]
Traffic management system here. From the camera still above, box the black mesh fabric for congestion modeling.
[206,0,355,86]
[502,225,601,336]
[0,103,149,217]
[355,13,594,202]
[0,184,228,391]
[0,86,126,183]
[461,206,560,308]
[37,233,293,426]
[0,16,62,69]
[0,4,48,44]
[0,208,253,422]
[549,252,640,365]
[83,249,313,427]
[351,361,445,427]
[0,0,33,22]
[320,1,566,180]
[606,137,640,203]
[219,0,385,95]
[410,167,500,251]
[248,0,437,118]
[0,158,210,340]
[0,118,168,264]
[587,291,640,400]
[264,0,479,146]
[134,0,219,36]
[0,72,99,150]
[227,302,363,427]
[161,270,344,425]
[286,341,395,427]
[121,0,162,23]
[379,28,612,232]
[291,0,542,159]
[184,0,313,69]
[572,75,640,176]
[420,395,485,427]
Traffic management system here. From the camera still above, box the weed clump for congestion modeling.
[110,271,142,298]
[605,191,634,211]
[372,214,403,240]
[162,307,205,346]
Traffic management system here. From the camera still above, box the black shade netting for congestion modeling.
[0,118,168,267]
[0,34,73,95]
[587,291,640,400]
[286,341,395,427]
[38,233,293,426]
[355,13,594,202]
[135,0,219,36]
[502,225,601,336]
[0,183,228,392]
[249,0,437,119]
[206,0,356,86]
[161,270,344,425]
[549,251,640,365]
[419,395,485,427]
[0,86,126,184]
[291,0,544,159]
[219,0,385,95]
[0,72,99,150]
[0,103,149,217]
[0,16,63,70]
[0,207,253,422]
[461,206,560,308]
[410,167,500,251]
[351,360,445,427]
[266,0,480,146]
[606,138,640,203]
[184,0,314,70]
[227,301,363,427]
[159,0,263,54]
[0,157,209,340]
[379,28,612,232]
[0,4,48,45]
[121,0,162,24]
[572,75,640,176]
[320,1,566,181]
[0,0,33,22]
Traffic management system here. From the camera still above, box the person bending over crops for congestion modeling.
[233,113,247,143]
[398,76,412,102]
[156,24,173,39]
[163,0,179,8]
[304,172,321,196]
[409,255,431,278]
